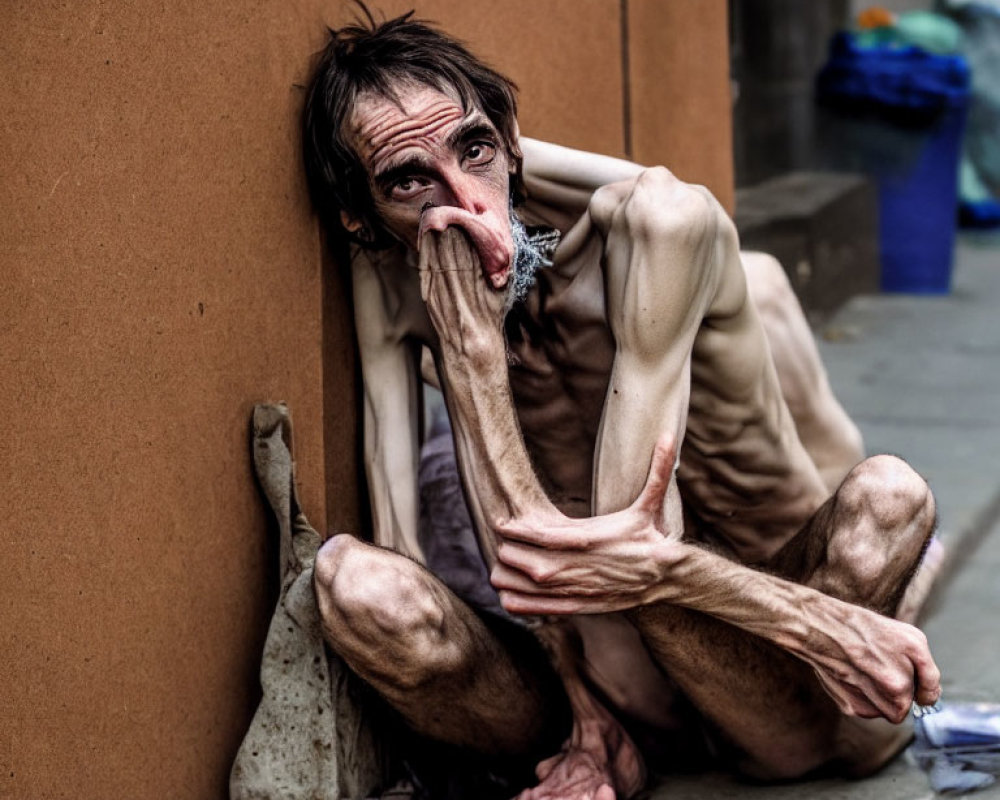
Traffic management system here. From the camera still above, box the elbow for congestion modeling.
[618,167,723,245]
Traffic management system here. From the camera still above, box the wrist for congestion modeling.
[645,538,687,605]
[788,590,855,661]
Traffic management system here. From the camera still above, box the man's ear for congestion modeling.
[340,210,363,234]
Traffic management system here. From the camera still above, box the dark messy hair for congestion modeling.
[302,4,524,250]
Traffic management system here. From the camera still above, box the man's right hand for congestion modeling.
[793,598,941,723]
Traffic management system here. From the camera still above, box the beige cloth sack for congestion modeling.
[229,404,386,800]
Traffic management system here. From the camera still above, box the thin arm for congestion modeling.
[352,249,425,563]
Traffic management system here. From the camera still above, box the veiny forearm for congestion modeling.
[421,228,560,564]
[650,539,869,660]
[644,535,941,720]
[435,325,557,534]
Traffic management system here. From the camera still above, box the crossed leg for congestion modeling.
[313,533,572,785]
[315,458,937,792]
[630,453,936,780]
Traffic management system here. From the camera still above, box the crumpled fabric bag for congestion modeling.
[229,404,387,800]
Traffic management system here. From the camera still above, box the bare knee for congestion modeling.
[824,456,935,599]
[314,534,467,687]
[838,455,934,534]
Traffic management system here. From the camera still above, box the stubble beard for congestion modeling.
[503,201,547,316]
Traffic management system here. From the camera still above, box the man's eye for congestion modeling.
[389,177,427,200]
[464,142,496,167]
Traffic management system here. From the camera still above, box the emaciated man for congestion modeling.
[300,10,942,799]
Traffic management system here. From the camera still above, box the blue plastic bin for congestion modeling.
[817,34,971,293]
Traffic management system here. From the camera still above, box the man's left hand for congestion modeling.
[491,436,677,615]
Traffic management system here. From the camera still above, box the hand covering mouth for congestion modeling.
[419,206,512,289]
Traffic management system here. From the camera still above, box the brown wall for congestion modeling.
[628,0,734,209]
[1,2,343,797]
[0,2,730,798]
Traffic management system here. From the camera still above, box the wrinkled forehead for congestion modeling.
[347,80,481,168]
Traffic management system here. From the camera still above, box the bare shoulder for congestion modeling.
[351,244,434,347]
[587,166,746,328]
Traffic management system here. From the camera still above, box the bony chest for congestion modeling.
[504,296,614,421]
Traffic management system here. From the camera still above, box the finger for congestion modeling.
[633,432,677,516]
[495,514,586,549]
[841,679,887,719]
[428,228,477,341]
[498,589,585,616]
[491,562,546,593]
[452,230,503,322]
[535,753,562,781]
[813,669,882,719]
[915,681,942,707]
[444,223,479,277]
[595,786,616,800]
[912,651,942,707]
[420,231,463,333]
[441,226,507,325]
[492,561,590,596]
[444,227,493,334]
[496,541,571,582]
[439,227,470,309]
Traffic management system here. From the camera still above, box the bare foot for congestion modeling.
[517,726,643,799]
[515,680,645,800]
[522,622,646,799]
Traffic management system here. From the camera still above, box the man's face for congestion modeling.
[346,81,515,289]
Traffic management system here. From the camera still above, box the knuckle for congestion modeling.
[633,164,675,191]
[888,676,909,697]
[494,542,509,565]
[844,642,868,666]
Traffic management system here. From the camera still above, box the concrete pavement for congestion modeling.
[817,235,1000,583]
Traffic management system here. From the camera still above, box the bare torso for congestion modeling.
[505,213,825,560]
[506,245,613,519]
[495,197,823,729]
[354,141,833,732]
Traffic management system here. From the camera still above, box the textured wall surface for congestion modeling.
[628,0,734,209]
[0,1,731,798]
[0,2,348,797]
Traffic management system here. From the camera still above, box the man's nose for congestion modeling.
[438,165,487,215]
